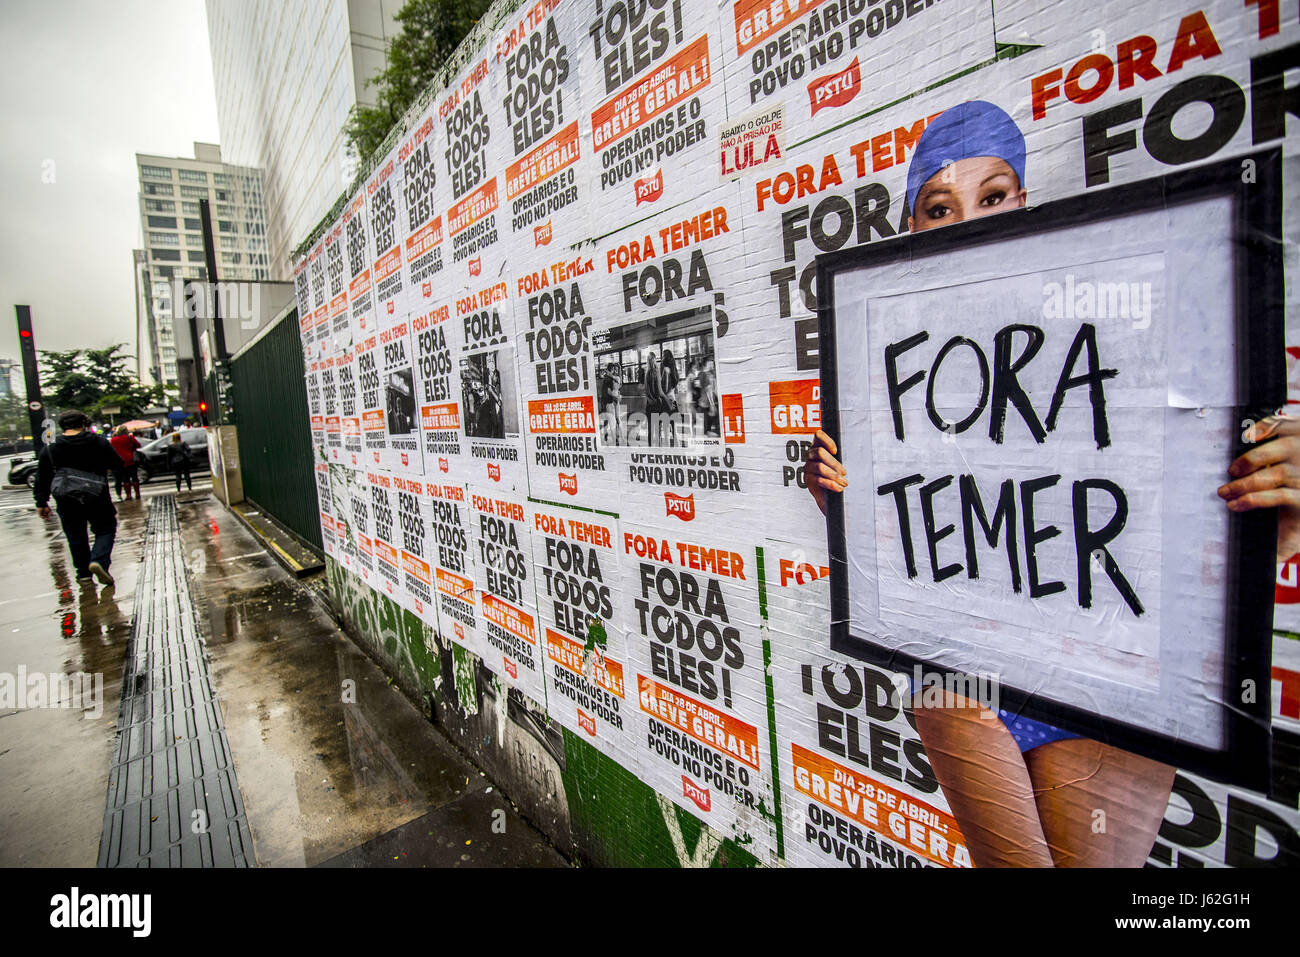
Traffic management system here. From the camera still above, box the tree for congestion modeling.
[345,0,494,160]
[0,392,29,442]
[38,345,167,421]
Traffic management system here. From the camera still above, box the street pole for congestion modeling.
[199,199,230,425]
[14,305,49,456]
[183,278,204,424]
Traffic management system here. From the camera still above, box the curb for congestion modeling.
[225,502,324,578]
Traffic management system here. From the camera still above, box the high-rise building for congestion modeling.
[0,358,16,398]
[135,142,269,388]
[205,0,402,280]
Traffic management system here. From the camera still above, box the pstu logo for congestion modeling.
[386,299,395,314]
[808,56,861,116]
[558,473,578,495]
[664,492,695,521]
[400,452,409,467]
[469,257,482,276]
[454,622,465,641]
[438,457,449,474]
[487,463,501,482]
[373,451,381,464]
[577,709,596,736]
[504,657,518,679]
[635,168,663,205]
[422,281,432,297]
[535,220,552,246]
[682,775,711,812]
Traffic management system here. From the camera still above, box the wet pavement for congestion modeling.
[0,480,567,868]
[0,486,146,865]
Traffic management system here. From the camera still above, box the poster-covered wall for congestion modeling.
[292,0,1300,867]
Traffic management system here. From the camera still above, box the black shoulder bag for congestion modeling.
[49,443,108,504]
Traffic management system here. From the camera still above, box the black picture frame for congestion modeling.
[816,151,1282,790]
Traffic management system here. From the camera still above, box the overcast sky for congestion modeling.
[0,0,219,375]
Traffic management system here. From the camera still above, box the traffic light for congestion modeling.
[199,400,209,426]
[15,306,47,455]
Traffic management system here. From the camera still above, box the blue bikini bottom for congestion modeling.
[904,676,1080,753]
[995,710,1081,753]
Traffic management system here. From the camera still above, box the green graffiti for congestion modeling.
[451,643,478,716]
[559,728,760,868]
[583,617,608,654]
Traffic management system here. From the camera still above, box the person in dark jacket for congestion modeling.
[34,409,125,585]
[166,432,194,491]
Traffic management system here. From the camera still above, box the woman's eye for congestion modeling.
[980,190,1006,208]
[925,203,950,220]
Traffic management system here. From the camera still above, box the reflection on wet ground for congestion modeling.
[0,493,144,866]
[175,496,566,867]
[0,486,565,867]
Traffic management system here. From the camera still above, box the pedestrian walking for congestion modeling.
[642,353,664,445]
[109,425,142,500]
[33,410,124,586]
[167,432,194,492]
[599,361,622,445]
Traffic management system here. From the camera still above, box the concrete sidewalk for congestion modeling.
[0,487,567,868]
[0,491,143,865]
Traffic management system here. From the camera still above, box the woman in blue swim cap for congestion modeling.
[905,99,1027,232]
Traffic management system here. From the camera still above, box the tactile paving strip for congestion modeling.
[98,495,254,867]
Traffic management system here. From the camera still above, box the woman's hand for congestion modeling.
[1218,414,1300,560]
[806,429,848,516]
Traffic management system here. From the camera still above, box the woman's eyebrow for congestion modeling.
[920,186,954,199]
[979,172,1015,187]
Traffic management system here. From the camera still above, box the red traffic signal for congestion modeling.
[199,401,208,412]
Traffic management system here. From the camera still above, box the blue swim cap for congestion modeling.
[906,101,1026,216]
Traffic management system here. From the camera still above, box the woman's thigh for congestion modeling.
[1024,738,1174,867]
[911,697,1055,867]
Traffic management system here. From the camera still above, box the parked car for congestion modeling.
[7,455,39,488]
[135,429,211,483]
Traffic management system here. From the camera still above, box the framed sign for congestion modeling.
[817,152,1282,789]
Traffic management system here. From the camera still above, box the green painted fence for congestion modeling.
[229,309,321,550]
